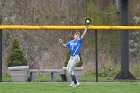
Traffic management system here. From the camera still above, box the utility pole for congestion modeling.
[115,0,135,79]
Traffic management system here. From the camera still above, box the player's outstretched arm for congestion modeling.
[81,25,89,39]
[59,39,66,47]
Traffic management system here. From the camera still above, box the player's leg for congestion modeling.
[67,57,72,72]
[73,55,80,86]
[69,57,80,86]
[67,57,74,86]
[68,56,80,85]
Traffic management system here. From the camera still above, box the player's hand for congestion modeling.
[85,25,89,29]
[86,25,89,28]
[59,39,64,44]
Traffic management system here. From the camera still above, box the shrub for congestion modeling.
[84,61,120,77]
[7,38,27,67]
[84,69,96,76]
[64,51,83,67]
[130,63,140,78]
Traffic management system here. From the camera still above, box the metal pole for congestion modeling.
[95,30,98,82]
[0,15,2,82]
[0,29,2,82]
[120,0,129,79]
[121,30,129,78]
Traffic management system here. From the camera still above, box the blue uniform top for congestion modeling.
[66,37,82,56]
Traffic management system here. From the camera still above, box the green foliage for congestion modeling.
[130,63,140,78]
[2,73,12,82]
[7,38,27,67]
[84,60,120,77]
[64,51,83,67]
[84,69,96,77]
[84,60,140,78]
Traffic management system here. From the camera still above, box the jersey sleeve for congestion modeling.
[79,37,82,43]
[66,41,70,49]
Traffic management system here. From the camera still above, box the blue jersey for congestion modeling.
[66,37,82,56]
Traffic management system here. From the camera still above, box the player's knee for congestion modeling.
[68,71,73,76]
[70,71,75,76]
[68,71,71,74]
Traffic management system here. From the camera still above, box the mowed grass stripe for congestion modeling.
[0,82,140,93]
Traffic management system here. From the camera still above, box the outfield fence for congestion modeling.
[1,26,140,82]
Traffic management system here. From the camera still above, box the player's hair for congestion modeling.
[74,31,80,37]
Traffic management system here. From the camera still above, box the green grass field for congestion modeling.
[2,75,115,82]
[0,82,140,93]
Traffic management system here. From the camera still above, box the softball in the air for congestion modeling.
[86,20,90,23]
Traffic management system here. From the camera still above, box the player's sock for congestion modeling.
[71,75,77,84]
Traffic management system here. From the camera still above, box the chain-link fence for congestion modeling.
[2,30,140,82]
[1,0,140,82]
[97,31,121,81]
[129,31,140,80]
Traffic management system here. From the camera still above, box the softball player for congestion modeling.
[59,26,89,87]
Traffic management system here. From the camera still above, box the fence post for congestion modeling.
[95,30,98,82]
[0,15,2,82]
[0,30,2,82]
